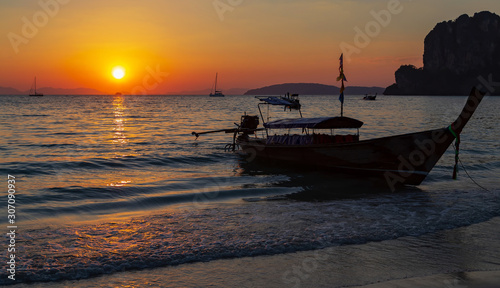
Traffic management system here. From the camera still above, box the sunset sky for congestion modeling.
[1,0,499,94]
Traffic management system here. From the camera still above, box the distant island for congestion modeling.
[385,11,500,95]
[0,86,103,95]
[244,83,384,95]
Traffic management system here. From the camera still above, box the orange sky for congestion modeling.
[1,0,499,94]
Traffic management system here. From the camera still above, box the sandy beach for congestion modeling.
[13,217,500,288]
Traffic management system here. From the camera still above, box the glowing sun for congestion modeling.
[112,66,125,79]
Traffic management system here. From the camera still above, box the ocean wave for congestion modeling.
[0,153,225,176]
[21,114,50,117]
[15,174,292,219]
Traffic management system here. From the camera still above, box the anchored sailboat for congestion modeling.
[209,73,224,97]
[29,77,44,97]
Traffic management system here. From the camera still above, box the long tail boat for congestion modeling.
[238,87,484,187]
[192,57,485,188]
[193,86,484,188]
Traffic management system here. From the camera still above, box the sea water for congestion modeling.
[0,94,499,286]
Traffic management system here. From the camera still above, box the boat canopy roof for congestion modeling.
[264,117,363,129]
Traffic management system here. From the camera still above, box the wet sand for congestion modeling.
[359,271,500,288]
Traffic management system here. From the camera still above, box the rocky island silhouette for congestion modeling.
[385,11,500,95]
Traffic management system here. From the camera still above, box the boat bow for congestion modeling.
[451,87,486,135]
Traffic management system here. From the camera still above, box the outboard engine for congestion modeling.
[240,115,259,130]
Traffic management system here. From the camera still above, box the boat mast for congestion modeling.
[34,77,37,94]
[341,74,344,117]
[214,73,218,93]
[337,54,346,117]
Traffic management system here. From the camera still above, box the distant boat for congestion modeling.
[29,77,43,97]
[256,92,301,111]
[209,73,224,97]
[363,93,377,100]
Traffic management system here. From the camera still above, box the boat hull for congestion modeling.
[238,127,455,187]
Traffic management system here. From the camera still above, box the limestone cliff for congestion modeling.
[385,11,500,95]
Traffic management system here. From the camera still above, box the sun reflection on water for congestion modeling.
[107,180,132,187]
[112,95,128,145]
